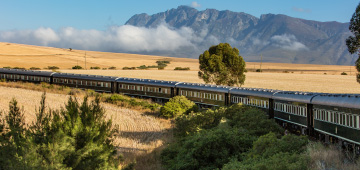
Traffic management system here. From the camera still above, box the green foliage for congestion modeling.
[47,66,59,70]
[90,66,101,69]
[0,93,122,169]
[174,108,226,137]
[341,72,348,75]
[108,66,117,70]
[174,67,190,70]
[161,127,255,170]
[122,67,136,70]
[160,96,197,118]
[13,67,26,70]
[224,104,284,136]
[223,133,309,170]
[347,3,360,83]
[3,66,11,69]
[156,60,170,69]
[72,65,83,69]
[198,43,246,86]
[30,67,41,70]
[161,103,297,170]
[255,69,262,72]
[105,94,160,111]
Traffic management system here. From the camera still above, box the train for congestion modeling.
[0,68,359,154]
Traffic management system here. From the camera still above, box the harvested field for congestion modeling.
[59,70,360,94]
[1,42,360,93]
[0,86,171,169]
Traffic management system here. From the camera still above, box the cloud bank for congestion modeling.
[270,34,308,51]
[0,24,208,54]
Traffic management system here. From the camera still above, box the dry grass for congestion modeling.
[1,42,360,93]
[307,142,359,170]
[59,70,360,93]
[0,86,171,169]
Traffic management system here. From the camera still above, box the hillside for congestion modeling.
[126,6,356,65]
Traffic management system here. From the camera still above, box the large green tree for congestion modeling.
[346,3,360,83]
[198,43,246,86]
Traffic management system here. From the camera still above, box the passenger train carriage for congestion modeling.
[52,73,118,93]
[312,94,360,145]
[0,68,53,83]
[0,68,359,153]
[175,83,230,107]
[272,91,318,135]
[229,87,277,116]
[116,78,178,102]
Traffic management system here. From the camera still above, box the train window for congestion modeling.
[357,116,360,129]
[219,95,222,101]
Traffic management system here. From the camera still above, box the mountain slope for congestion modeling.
[126,6,355,65]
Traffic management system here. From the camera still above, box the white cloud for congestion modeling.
[292,7,311,13]
[270,34,308,51]
[0,24,215,53]
[191,1,201,8]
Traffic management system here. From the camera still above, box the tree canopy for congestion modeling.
[346,3,360,83]
[198,43,246,86]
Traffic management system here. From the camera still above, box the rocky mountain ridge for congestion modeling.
[126,6,356,65]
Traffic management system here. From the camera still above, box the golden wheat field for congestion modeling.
[0,86,171,169]
[0,42,359,93]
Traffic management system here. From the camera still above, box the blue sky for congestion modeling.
[0,0,359,30]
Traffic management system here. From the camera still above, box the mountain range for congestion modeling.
[125,6,356,65]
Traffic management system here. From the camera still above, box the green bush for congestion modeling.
[30,67,41,70]
[0,94,122,169]
[174,108,225,137]
[160,96,197,118]
[341,72,347,75]
[225,104,284,136]
[108,66,117,70]
[223,133,309,170]
[47,66,59,70]
[13,67,26,70]
[161,127,256,170]
[90,66,100,69]
[72,65,83,69]
[122,67,136,70]
[3,66,11,69]
[256,69,262,72]
[174,67,190,70]
[105,94,160,111]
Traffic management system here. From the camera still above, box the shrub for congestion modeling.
[72,65,83,69]
[47,66,59,70]
[13,67,26,70]
[341,72,347,75]
[256,69,262,72]
[90,66,100,69]
[108,66,117,70]
[3,66,11,69]
[160,96,197,118]
[174,67,190,70]
[122,67,136,70]
[161,127,256,170]
[283,70,290,73]
[102,68,107,70]
[174,108,226,137]
[30,67,41,70]
[137,65,148,69]
[158,66,165,70]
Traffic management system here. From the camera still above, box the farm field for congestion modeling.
[1,42,360,93]
[0,86,171,169]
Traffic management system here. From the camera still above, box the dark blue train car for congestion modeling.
[312,94,360,148]
[52,73,118,93]
[229,87,279,117]
[116,78,179,102]
[0,68,54,83]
